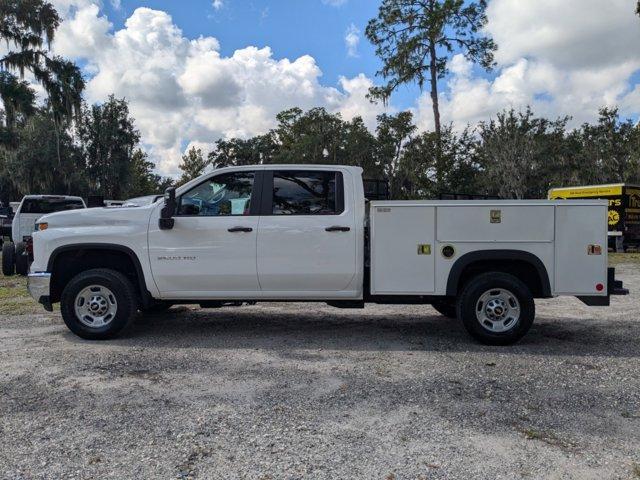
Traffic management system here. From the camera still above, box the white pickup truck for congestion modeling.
[27,165,627,345]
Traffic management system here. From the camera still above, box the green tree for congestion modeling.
[342,117,382,177]
[477,108,570,199]
[0,72,36,149]
[366,0,496,186]
[575,108,640,185]
[209,134,277,169]
[178,146,208,186]
[375,111,416,198]
[398,126,481,198]
[77,96,140,199]
[272,107,346,165]
[1,109,86,196]
[127,149,173,197]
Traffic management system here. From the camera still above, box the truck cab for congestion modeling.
[27,165,627,345]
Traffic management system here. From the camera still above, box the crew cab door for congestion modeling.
[256,169,357,293]
[148,170,260,297]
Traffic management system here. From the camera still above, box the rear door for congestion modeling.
[257,169,357,293]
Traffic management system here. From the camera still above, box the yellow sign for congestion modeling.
[608,210,620,226]
[628,189,640,208]
[549,185,623,199]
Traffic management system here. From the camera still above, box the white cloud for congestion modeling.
[110,0,121,10]
[338,74,390,130]
[322,0,347,6]
[344,23,360,58]
[51,3,383,176]
[212,0,223,10]
[415,0,640,131]
[486,0,640,70]
[46,0,640,176]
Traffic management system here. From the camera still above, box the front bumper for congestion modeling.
[27,272,53,311]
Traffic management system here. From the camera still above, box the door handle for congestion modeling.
[228,226,253,233]
[325,226,351,232]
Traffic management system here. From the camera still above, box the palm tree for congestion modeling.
[0,0,84,134]
[0,72,36,130]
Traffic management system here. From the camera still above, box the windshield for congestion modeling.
[21,198,85,214]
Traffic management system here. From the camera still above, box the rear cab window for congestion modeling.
[268,170,344,215]
[20,198,85,214]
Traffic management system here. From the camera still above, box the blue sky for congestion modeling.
[51,0,640,175]
[100,0,425,108]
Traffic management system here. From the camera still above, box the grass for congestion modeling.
[0,252,41,315]
[609,253,640,265]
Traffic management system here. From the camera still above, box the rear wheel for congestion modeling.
[2,242,15,276]
[60,269,138,340]
[15,242,29,276]
[457,272,535,346]
[431,299,457,319]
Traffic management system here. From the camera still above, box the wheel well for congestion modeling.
[49,248,145,304]
[451,259,548,298]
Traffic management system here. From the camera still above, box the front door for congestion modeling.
[257,169,357,293]
[148,170,260,297]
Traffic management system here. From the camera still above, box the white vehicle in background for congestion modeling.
[3,195,85,276]
[123,194,163,207]
[27,165,628,345]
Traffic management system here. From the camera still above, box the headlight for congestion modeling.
[35,222,48,231]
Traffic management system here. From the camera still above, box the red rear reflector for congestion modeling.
[596,283,604,292]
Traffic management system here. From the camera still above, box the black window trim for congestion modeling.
[260,169,345,216]
[175,170,263,217]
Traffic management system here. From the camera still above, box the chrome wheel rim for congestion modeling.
[74,285,118,328]
[475,288,520,333]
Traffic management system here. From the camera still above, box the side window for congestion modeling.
[272,170,343,215]
[178,171,255,216]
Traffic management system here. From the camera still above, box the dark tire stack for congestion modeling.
[2,242,15,276]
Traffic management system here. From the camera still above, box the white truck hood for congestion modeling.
[39,205,155,228]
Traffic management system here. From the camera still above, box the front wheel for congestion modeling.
[457,272,535,346]
[60,269,138,340]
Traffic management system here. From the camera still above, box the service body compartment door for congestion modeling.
[554,204,608,295]
[437,205,554,243]
[370,205,435,295]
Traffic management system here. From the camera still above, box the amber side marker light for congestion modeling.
[36,222,48,231]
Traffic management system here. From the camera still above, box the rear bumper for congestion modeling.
[27,272,53,311]
[577,267,628,306]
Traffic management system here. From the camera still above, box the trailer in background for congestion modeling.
[548,184,640,252]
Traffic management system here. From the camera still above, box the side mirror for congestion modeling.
[159,187,177,230]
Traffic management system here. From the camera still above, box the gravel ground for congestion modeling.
[1,265,639,480]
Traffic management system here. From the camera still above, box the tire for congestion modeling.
[60,268,138,340]
[457,272,535,346]
[432,299,457,319]
[15,242,28,276]
[2,242,15,276]
[140,302,173,314]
